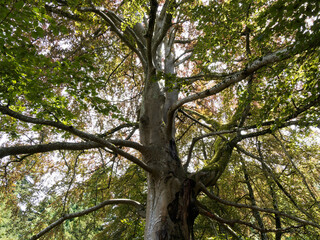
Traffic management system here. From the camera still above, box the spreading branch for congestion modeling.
[29,199,145,240]
[167,48,293,137]
[199,207,305,234]
[0,106,153,173]
[236,142,317,222]
[0,141,102,159]
[78,6,147,67]
[171,47,294,110]
[181,93,320,163]
[198,182,320,229]
[45,3,147,65]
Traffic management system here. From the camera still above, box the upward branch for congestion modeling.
[86,8,147,67]
[173,48,293,109]
[45,3,147,66]
[166,44,314,137]
[145,0,158,72]
[152,0,173,58]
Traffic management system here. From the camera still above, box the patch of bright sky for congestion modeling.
[0,134,8,146]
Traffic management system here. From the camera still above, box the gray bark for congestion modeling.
[140,29,198,238]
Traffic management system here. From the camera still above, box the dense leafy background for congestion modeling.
[1,0,319,239]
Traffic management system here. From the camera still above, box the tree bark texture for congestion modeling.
[140,49,201,238]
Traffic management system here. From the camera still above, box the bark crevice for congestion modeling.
[167,179,199,240]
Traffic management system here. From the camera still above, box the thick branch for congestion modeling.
[29,199,145,240]
[80,7,146,67]
[183,117,319,171]
[103,10,147,54]
[152,0,173,58]
[46,3,146,65]
[0,139,141,159]
[108,139,144,149]
[0,106,153,173]
[166,47,301,136]
[0,141,102,159]
[145,0,159,72]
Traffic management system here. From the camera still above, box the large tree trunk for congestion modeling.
[145,170,199,239]
[139,79,235,239]
[142,143,198,240]
[140,54,199,238]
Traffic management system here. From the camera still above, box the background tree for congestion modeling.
[0,0,320,239]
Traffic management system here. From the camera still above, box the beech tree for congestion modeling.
[1,0,320,239]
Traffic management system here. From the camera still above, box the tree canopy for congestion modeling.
[0,0,320,239]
